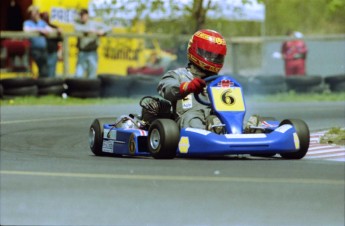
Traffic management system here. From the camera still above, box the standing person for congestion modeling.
[281,31,308,76]
[23,5,55,78]
[40,12,62,77]
[74,9,111,78]
[157,29,227,133]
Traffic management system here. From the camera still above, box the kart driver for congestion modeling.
[157,29,227,133]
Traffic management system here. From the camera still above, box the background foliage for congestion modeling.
[92,0,345,37]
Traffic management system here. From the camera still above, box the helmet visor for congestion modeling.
[197,48,225,64]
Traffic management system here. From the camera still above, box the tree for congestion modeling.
[187,0,213,32]
[90,0,216,32]
[90,0,345,36]
[261,0,345,35]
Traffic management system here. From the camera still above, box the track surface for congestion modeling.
[1,102,344,226]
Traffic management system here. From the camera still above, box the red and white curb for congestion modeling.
[306,131,345,162]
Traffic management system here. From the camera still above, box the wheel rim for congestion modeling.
[150,128,160,150]
[89,127,95,148]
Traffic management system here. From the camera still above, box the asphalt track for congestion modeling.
[1,101,344,226]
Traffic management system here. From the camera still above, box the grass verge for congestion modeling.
[0,91,344,106]
[320,127,345,146]
[0,95,140,106]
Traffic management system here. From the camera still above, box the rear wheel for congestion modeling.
[148,119,179,159]
[279,119,310,159]
[89,117,117,156]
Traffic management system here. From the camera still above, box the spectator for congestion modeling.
[23,5,55,77]
[74,9,111,78]
[40,12,62,77]
[281,31,308,76]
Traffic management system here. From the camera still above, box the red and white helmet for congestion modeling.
[187,29,227,74]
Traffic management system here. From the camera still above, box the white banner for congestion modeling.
[208,0,265,22]
[90,0,265,22]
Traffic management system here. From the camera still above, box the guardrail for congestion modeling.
[1,31,344,76]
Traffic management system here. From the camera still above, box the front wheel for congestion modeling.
[279,119,310,159]
[89,117,117,156]
[148,119,180,159]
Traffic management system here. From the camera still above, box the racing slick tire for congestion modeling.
[36,77,65,88]
[67,90,101,98]
[279,119,310,160]
[128,75,160,98]
[329,81,345,92]
[247,75,287,95]
[38,85,65,96]
[0,84,3,99]
[148,119,180,159]
[324,74,345,85]
[3,85,38,97]
[285,76,323,93]
[98,74,132,97]
[89,117,118,156]
[65,78,101,98]
[1,77,36,88]
[65,78,101,90]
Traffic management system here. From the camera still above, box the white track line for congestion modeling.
[0,116,104,125]
[1,170,344,185]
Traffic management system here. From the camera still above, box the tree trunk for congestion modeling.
[191,0,210,32]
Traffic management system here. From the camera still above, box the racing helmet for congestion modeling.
[187,29,227,74]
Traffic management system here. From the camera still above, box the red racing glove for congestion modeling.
[179,77,206,97]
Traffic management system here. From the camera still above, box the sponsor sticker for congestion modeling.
[225,134,267,139]
[217,79,234,87]
[194,31,226,45]
[178,136,190,153]
[182,94,193,109]
[139,130,147,136]
[128,133,136,155]
[293,133,300,150]
[102,140,114,153]
[51,7,77,23]
[260,121,278,128]
[275,125,293,133]
[186,128,211,135]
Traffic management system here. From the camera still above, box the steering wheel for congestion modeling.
[194,75,219,106]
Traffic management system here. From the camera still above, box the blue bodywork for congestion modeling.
[100,76,301,157]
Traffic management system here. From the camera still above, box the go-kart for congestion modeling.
[89,75,310,159]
